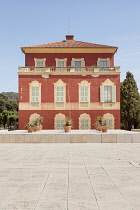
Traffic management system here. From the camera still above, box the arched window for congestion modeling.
[100,79,116,103]
[29,81,41,103]
[79,113,91,130]
[54,113,65,130]
[103,113,115,129]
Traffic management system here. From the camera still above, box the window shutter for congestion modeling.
[97,59,100,67]
[112,85,116,102]
[71,59,75,67]
[100,86,104,102]
[81,59,85,67]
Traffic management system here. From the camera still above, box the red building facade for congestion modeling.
[18,35,120,130]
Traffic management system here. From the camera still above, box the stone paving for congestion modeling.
[0,143,140,210]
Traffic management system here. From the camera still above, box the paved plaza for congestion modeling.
[0,143,140,210]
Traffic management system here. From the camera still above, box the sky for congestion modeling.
[0,0,140,92]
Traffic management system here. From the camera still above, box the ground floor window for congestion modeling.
[81,119,89,130]
[56,119,64,130]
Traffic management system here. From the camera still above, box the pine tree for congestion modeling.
[121,71,140,130]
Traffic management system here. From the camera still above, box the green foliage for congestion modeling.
[0,110,18,128]
[64,117,73,126]
[121,71,140,130]
[2,92,18,100]
[0,93,18,112]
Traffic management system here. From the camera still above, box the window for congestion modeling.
[81,86,88,102]
[34,58,46,67]
[56,119,64,130]
[29,81,41,104]
[103,113,114,129]
[97,58,110,71]
[54,79,66,105]
[31,86,39,103]
[75,61,81,72]
[100,79,116,103]
[36,60,44,67]
[81,119,89,130]
[79,113,91,129]
[55,58,67,72]
[78,80,91,104]
[105,119,112,128]
[54,113,65,130]
[71,58,85,72]
[56,86,64,102]
[100,61,107,71]
[104,86,112,102]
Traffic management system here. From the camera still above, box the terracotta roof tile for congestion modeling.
[23,40,117,48]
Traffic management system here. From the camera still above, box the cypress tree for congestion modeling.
[121,71,140,130]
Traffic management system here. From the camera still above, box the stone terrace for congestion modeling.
[0,144,140,209]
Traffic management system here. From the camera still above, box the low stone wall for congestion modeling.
[0,132,140,143]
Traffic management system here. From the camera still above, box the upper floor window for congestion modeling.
[54,79,66,104]
[78,80,91,103]
[55,58,67,72]
[31,86,39,103]
[71,58,85,72]
[104,86,112,102]
[97,58,110,71]
[34,58,46,67]
[100,79,116,103]
[81,86,88,102]
[56,86,64,102]
[29,81,42,103]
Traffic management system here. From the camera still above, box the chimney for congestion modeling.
[66,35,74,42]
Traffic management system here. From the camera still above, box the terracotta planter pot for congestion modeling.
[98,126,102,131]
[27,126,34,133]
[102,126,108,132]
[64,126,71,133]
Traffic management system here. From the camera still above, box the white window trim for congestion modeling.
[54,113,65,129]
[79,113,91,130]
[34,58,46,67]
[78,80,91,103]
[100,79,116,103]
[29,81,42,103]
[103,113,115,129]
[55,58,67,67]
[97,58,110,67]
[54,79,66,104]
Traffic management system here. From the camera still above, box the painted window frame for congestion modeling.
[71,58,85,72]
[78,80,91,103]
[34,58,46,67]
[79,113,91,130]
[55,58,67,72]
[54,79,66,104]
[100,79,116,103]
[103,113,114,129]
[97,58,110,71]
[54,113,65,130]
[29,81,42,104]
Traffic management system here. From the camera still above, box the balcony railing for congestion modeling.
[18,66,120,75]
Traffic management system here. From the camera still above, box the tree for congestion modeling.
[121,71,140,130]
[0,93,18,112]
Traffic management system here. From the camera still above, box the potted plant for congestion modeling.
[102,120,108,132]
[95,116,103,131]
[26,123,35,133]
[34,116,44,131]
[64,117,73,133]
